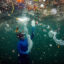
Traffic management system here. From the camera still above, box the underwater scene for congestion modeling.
[0,0,64,64]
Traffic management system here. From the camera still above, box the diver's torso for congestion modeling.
[20,39,28,51]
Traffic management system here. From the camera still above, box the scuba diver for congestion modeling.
[16,26,35,64]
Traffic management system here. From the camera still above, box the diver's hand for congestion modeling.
[20,50,29,54]
[27,34,30,39]
[25,50,30,54]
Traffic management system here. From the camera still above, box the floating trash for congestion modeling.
[6,24,10,27]
[51,8,57,15]
[31,20,35,27]
[40,4,44,8]
[47,25,50,29]
[8,14,11,16]
[43,29,47,32]
[48,30,54,38]
[35,21,38,24]
[57,45,60,48]
[48,30,64,45]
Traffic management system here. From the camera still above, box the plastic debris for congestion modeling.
[15,27,19,32]
[57,45,60,48]
[16,0,24,3]
[6,24,10,27]
[51,8,57,15]
[36,21,38,24]
[40,4,44,8]
[8,14,11,16]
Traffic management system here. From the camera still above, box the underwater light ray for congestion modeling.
[16,17,30,24]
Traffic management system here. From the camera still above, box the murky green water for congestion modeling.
[0,10,64,64]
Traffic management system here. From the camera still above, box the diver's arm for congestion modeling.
[25,27,35,53]
[26,34,33,53]
[31,32,34,39]
[20,50,28,54]
[31,27,35,39]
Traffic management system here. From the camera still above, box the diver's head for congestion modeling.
[17,32,25,40]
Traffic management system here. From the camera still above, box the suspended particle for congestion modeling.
[43,52,45,54]
[44,34,47,37]
[9,57,12,60]
[54,54,57,57]
[0,10,2,14]
[40,57,42,60]
[12,49,15,53]
[18,54,20,56]
[32,60,34,64]
[49,44,52,47]
[57,28,60,31]
[43,29,47,32]
[1,37,5,40]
